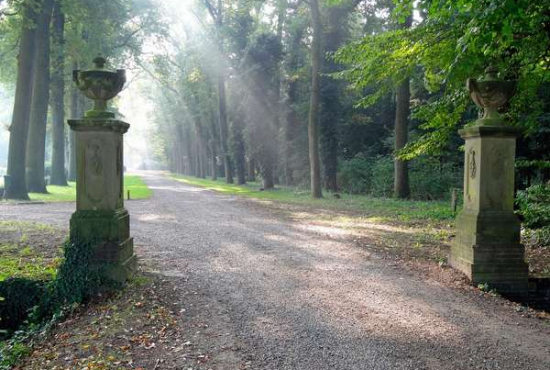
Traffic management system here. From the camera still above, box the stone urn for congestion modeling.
[73,56,126,118]
[451,66,528,301]
[466,66,516,125]
[69,56,135,285]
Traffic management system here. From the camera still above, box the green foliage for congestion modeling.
[35,239,112,321]
[24,175,151,202]
[0,254,58,282]
[516,160,550,170]
[516,184,550,247]
[338,155,462,200]
[338,155,375,194]
[0,340,30,370]
[0,279,44,333]
[409,157,462,200]
[369,156,394,197]
[0,237,119,362]
[122,175,152,199]
[516,184,550,229]
[171,173,456,222]
[335,0,550,158]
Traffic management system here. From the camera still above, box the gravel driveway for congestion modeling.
[1,171,549,370]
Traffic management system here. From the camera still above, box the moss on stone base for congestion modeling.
[69,208,136,285]
[451,211,529,300]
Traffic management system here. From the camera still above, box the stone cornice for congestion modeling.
[68,119,130,134]
[459,124,521,139]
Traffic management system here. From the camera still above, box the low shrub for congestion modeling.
[0,279,45,334]
[0,238,118,338]
[338,154,462,200]
[370,156,395,197]
[338,155,375,194]
[516,184,550,247]
[409,157,462,200]
[516,184,550,229]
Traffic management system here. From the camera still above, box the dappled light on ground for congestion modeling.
[1,172,549,369]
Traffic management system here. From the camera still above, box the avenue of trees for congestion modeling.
[142,0,550,202]
[0,0,548,204]
[0,0,163,199]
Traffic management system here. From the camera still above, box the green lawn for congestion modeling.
[170,174,456,223]
[0,221,63,282]
[27,175,152,202]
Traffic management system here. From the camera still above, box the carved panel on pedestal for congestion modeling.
[491,146,506,179]
[466,147,476,203]
[84,139,104,204]
[117,144,123,205]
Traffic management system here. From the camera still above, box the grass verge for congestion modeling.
[0,221,64,282]
[25,175,152,202]
[170,174,456,223]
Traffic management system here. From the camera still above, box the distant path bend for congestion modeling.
[1,171,549,370]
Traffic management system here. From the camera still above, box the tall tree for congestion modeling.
[281,12,307,187]
[319,3,354,192]
[393,15,412,199]
[3,1,39,200]
[67,61,79,182]
[202,0,233,183]
[49,0,67,186]
[308,0,322,198]
[26,0,54,193]
[242,32,283,190]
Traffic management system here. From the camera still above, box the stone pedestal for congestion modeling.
[68,118,136,284]
[450,125,528,300]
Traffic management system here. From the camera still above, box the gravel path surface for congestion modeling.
[1,171,549,370]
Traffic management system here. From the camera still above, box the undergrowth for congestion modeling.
[0,239,120,369]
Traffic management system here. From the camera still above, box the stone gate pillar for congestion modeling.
[68,56,136,284]
[450,66,528,300]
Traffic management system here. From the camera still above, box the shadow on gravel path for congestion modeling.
[2,170,550,370]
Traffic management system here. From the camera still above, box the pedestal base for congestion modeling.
[450,211,528,300]
[70,208,137,284]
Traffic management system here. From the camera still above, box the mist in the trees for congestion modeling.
[0,0,548,201]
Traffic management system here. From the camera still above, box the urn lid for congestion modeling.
[466,65,516,125]
[73,55,126,119]
[481,66,499,82]
[92,55,109,71]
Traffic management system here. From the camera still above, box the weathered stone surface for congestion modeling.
[68,118,135,284]
[451,124,528,300]
[69,119,136,283]
[451,68,528,300]
[68,57,134,285]
[69,119,127,212]
[73,56,126,119]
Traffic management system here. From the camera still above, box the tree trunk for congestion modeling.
[270,0,286,186]
[261,154,274,189]
[209,112,218,180]
[49,0,67,186]
[175,125,185,174]
[211,155,218,180]
[247,157,256,182]
[68,66,79,182]
[394,16,412,199]
[185,126,196,176]
[284,116,294,185]
[199,135,206,178]
[4,1,39,200]
[394,78,411,199]
[214,0,233,184]
[308,0,323,198]
[283,29,302,187]
[68,103,77,181]
[231,121,247,185]
[26,0,54,193]
[320,5,349,193]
